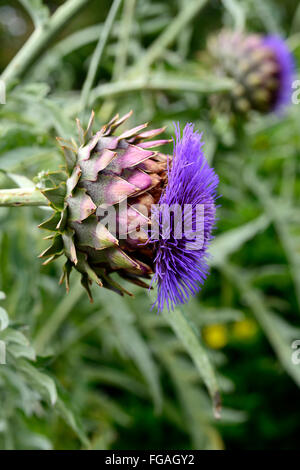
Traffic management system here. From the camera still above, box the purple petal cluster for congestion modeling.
[262,35,295,113]
[152,123,219,312]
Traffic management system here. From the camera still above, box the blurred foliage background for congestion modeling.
[0,0,300,450]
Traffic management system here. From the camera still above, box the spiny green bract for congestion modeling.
[38,111,169,301]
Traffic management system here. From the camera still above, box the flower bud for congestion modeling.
[208,30,295,115]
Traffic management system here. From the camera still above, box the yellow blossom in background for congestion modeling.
[203,324,228,349]
[232,318,258,341]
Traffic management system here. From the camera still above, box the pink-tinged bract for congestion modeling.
[152,123,219,312]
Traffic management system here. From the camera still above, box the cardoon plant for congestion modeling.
[209,30,295,115]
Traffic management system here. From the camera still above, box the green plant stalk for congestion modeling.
[0,188,48,207]
[291,1,300,34]
[245,169,300,312]
[34,279,84,354]
[162,306,221,419]
[80,0,123,111]
[251,0,281,34]
[128,0,209,74]
[222,0,245,32]
[41,24,104,59]
[89,75,234,104]
[1,0,92,85]
[113,0,136,80]
[222,263,300,388]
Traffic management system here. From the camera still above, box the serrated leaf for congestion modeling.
[1,328,30,346]
[9,343,36,361]
[0,306,9,331]
[162,305,221,418]
[20,432,52,450]
[0,147,56,171]
[223,264,300,389]
[210,214,270,267]
[246,170,300,310]
[99,291,162,412]
[19,359,57,405]
[55,397,90,448]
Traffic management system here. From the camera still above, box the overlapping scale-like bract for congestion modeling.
[39,111,170,301]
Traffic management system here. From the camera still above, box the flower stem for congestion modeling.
[113,0,136,80]
[34,279,84,354]
[80,0,122,111]
[222,0,246,32]
[1,0,92,86]
[0,188,48,207]
[89,75,234,104]
[128,0,209,74]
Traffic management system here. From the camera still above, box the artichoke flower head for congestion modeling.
[209,30,295,115]
[39,111,170,301]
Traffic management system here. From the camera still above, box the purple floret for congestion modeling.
[151,123,219,312]
[262,35,295,113]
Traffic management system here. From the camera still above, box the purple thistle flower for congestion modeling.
[262,35,295,113]
[151,123,219,312]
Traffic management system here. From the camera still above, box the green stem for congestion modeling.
[1,0,92,85]
[162,306,221,419]
[128,0,208,74]
[113,0,136,80]
[0,188,48,207]
[222,0,245,32]
[246,169,300,311]
[251,0,281,34]
[89,75,234,105]
[80,0,122,111]
[34,279,84,354]
[222,263,300,388]
[291,2,300,35]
